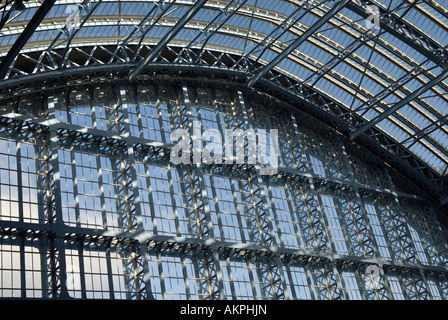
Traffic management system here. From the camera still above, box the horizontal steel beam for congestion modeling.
[1,219,447,277]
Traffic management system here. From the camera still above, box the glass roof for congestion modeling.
[0,0,447,178]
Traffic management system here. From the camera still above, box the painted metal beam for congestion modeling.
[346,0,448,68]
[238,0,325,66]
[182,0,248,63]
[247,0,349,88]
[128,0,208,81]
[350,68,448,140]
[0,0,56,79]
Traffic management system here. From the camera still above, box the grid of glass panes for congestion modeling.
[319,194,349,254]
[135,154,197,237]
[387,272,406,299]
[364,202,392,260]
[401,202,446,267]
[81,243,111,299]
[334,190,369,256]
[63,87,124,133]
[65,241,140,300]
[302,127,343,179]
[203,167,261,244]
[54,91,69,122]
[68,88,94,128]
[0,235,48,299]
[91,87,122,133]
[0,235,21,298]
[65,244,82,299]
[203,169,246,243]
[400,272,422,300]
[23,239,44,298]
[245,97,297,169]
[146,247,211,300]
[265,178,302,249]
[58,140,129,231]
[425,275,444,300]
[137,159,177,236]
[20,138,47,224]
[108,245,135,300]
[126,85,175,143]
[306,262,333,300]
[182,250,210,300]
[339,266,363,300]
[290,181,324,251]
[0,135,19,222]
[406,220,430,265]
[219,254,273,299]
[350,155,390,190]
[376,197,415,262]
[285,260,313,300]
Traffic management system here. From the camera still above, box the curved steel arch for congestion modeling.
[0,44,446,214]
[0,0,447,211]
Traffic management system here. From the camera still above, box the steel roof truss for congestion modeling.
[346,0,448,68]
[0,0,57,79]
[180,0,249,64]
[350,68,448,140]
[128,0,208,81]
[247,0,350,88]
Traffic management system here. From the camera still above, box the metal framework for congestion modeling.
[0,0,447,300]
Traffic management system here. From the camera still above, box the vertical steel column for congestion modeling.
[338,139,380,258]
[373,196,414,262]
[287,114,326,253]
[47,94,69,298]
[401,202,443,267]
[14,132,26,298]
[337,138,392,299]
[179,84,224,300]
[384,174,432,300]
[414,204,448,267]
[291,115,345,299]
[236,91,288,299]
[63,96,82,228]
[76,235,87,299]
[119,85,154,299]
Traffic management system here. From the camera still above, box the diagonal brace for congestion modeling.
[350,68,448,140]
[0,0,56,79]
[247,0,350,88]
[128,0,208,81]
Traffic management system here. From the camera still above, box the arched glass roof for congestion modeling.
[0,0,447,202]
